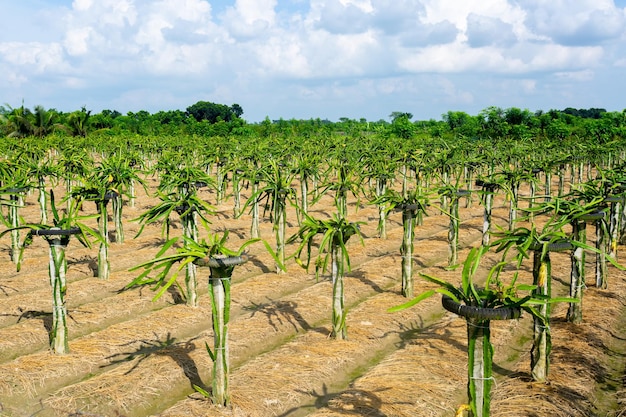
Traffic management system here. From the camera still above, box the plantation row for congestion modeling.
[1,132,626,416]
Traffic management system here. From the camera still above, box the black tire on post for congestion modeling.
[194,255,248,268]
[33,227,81,236]
[579,211,605,222]
[529,240,574,253]
[441,294,521,321]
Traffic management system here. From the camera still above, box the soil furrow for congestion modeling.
[2,204,496,415]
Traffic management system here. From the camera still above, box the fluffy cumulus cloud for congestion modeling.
[522,0,626,46]
[1,0,626,120]
[221,0,278,38]
[466,13,517,48]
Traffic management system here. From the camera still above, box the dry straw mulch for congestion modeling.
[5,173,626,417]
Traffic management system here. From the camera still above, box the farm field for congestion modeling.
[1,165,626,417]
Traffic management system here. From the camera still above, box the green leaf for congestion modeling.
[193,384,211,398]
[516,284,538,292]
[547,296,579,304]
[388,289,436,312]
[260,239,286,271]
[420,273,465,301]
[205,341,215,362]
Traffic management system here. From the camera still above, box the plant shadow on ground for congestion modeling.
[419,234,449,243]
[554,317,626,379]
[243,299,328,335]
[0,281,18,296]
[247,254,271,273]
[223,228,247,239]
[594,288,626,307]
[215,211,232,220]
[15,307,86,343]
[0,246,14,262]
[410,254,431,268]
[346,270,385,294]
[366,216,403,228]
[17,308,53,334]
[459,222,482,232]
[362,246,391,258]
[102,332,208,392]
[394,315,520,376]
[115,282,185,305]
[498,317,624,417]
[393,316,467,353]
[137,236,168,249]
[166,285,185,304]
[277,382,395,417]
[67,255,99,277]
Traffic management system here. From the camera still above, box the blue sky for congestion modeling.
[2,0,626,122]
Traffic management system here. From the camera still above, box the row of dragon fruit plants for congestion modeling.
[1,132,625,415]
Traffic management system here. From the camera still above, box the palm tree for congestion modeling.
[67,106,92,137]
[0,102,33,138]
[32,105,62,137]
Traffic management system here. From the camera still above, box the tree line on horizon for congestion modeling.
[0,100,624,143]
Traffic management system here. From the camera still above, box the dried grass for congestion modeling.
[4,174,626,417]
[491,264,626,417]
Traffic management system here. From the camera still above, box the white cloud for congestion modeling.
[522,0,626,45]
[64,27,95,55]
[0,42,66,72]
[466,13,517,47]
[72,0,93,12]
[155,0,212,22]
[69,0,138,27]
[340,0,374,13]
[221,0,278,38]
[520,79,537,94]
[1,0,626,119]
[254,35,310,77]
[421,0,524,31]
[614,58,626,67]
[554,70,595,82]
[437,77,474,104]
[526,45,604,70]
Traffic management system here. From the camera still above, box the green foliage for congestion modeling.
[186,100,243,123]
[67,107,92,137]
[240,158,296,226]
[288,212,364,281]
[128,231,283,301]
[0,190,102,271]
[389,245,573,321]
[370,187,431,217]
